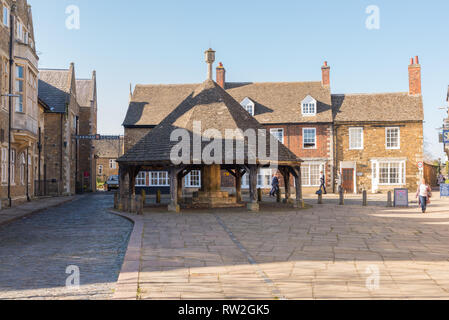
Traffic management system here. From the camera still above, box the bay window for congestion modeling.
[15,65,24,113]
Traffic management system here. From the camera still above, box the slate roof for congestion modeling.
[332,93,424,122]
[38,69,71,113]
[94,137,124,158]
[123,81,333,127]
[76,79,94,107]
[118,80,301,165]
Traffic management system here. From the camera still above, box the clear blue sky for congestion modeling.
[29,0,449,160]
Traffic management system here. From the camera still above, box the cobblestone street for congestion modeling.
[0,194,133,300]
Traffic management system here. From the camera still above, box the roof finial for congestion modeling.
[204,48,216,80]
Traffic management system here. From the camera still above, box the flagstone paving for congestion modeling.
[136,196,449,300]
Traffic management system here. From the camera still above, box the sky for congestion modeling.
[28,0,449,161]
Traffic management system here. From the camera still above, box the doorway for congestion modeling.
[342,168,354,193]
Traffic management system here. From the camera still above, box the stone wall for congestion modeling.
[335,121,423,193]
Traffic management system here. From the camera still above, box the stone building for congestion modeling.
[333,57,424,193]
[118,50,303,213]
[76,71,97,192]
[93,136,124,186]
[122,51,424,195]
[38,64,80,195]
[0,0,39,207]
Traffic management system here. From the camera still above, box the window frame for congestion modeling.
[374,160,406,186]
[109,159,117,169]
[149,171,169,187]
[385,127,400,150]
[2,4,9,28]
[185,170,201,188]
[270,128,284,144]
[136,172,147,186]
[1,147,7,184]
[349,127,364,150]
[302,128,317,149]
[14,64,25,113]
[301,95,317,116]
[241,168,273,189]
[240,98,255,116]
[301,163,326,187]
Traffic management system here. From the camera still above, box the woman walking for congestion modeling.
[416,178,432,213]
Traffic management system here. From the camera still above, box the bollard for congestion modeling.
[141,189,146,206]
[387,191,393,207]
[362,190,367,207]
[257,188,262,202]
[156,190,161,204]
[318,193,323,204]
[339,188,344,205]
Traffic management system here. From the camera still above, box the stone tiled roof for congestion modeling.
[332,93,424,122]
[38,69,71,113]
[226,82,333,123]
[94,138,124,158]
[118,80,301,165]
[123,81,333,126]
[76,79,94,107]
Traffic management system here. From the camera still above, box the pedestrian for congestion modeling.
[320,171,327,194]
[270,173,279,197]
[416,178,432,214]
[438,173,445,186]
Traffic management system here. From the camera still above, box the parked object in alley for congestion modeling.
[105,175,119,191]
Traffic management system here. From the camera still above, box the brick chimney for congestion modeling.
[321,61,330,87]
[408,56,421,96]
[216,62,226,89]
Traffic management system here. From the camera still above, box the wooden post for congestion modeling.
[257,188,262,202]
[177,172,183,205]
[141,189,146,206]
[282,168,291,204]
[168,167,180,212]
[292,166,304,209]
[114,192,119,209]
[247,165,259,212]
[235,169,243,203]
[118,166,127,211]
[137,195,143,215]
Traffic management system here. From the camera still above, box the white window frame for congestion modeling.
[2,4,9,28]
[149,171,169,187]
[270,128,284,144]
[386,127,400,150]
[240,97,255,116]
[301,162,326,187]
[349,127,364,150]
[1,147,7,183]
[15,64,24,113]
[109,159,117,169]
[242,168,272,189]
[372,160,406,187]
[301,95,317,116]
[303,128,317,149]
[136,172,147,186]
[185,170,201,188]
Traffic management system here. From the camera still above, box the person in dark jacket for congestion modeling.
[270,173,280,197]
[320,171,327,194]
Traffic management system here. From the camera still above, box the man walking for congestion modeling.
[320,171,327,194]
[270,173,280,197]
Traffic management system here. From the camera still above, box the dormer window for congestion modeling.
[301,95,317,116]
[240,97,255,116]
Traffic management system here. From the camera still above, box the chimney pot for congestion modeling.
[408,56,422,96]
[321,61,330,87]
[216,62,226,89]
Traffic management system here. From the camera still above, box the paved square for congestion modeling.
[136,197,449,300]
